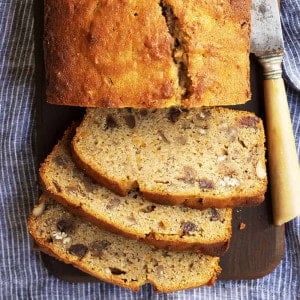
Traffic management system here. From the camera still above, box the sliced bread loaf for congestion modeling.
[40,126,232,256]
[72,107,267,209]
[28,195,221,292]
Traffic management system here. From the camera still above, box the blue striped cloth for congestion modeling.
[0,1,299,299]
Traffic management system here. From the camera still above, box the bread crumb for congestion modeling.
[239,222,246,230]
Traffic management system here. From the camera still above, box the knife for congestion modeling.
[251,0,300,225]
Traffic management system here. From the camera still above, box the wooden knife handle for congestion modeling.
[264,77,300,225]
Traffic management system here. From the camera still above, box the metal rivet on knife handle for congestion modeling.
[251,0,300,225]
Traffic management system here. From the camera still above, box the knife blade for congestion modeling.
[251,0,283,58]
[250,0,300,225]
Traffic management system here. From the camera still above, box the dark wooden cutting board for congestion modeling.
[33,0,284,282]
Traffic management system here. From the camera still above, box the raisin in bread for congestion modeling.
[40,126,232,256]
[72,107,267,209]
[28,195,221,292]
[45,0,251,108]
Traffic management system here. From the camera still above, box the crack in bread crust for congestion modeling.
[159,0,192,99]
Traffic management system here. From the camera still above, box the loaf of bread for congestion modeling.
[45,0,251,108]
[72,107,267,209]
[28,195,222,292]
[40,126,232,256]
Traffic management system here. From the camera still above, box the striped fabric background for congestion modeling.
[0,0,299,299]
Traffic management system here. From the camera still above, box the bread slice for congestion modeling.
[40,126,232,256]
[45,0,251,108]
[28,195,222,292]
[72,107,267,209]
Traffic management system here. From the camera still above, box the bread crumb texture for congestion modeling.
[72,107,267,208]
[45,0,251,108]
[39,125,232,256]
[28,195,221,292]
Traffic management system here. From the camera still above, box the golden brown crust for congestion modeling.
[142,234,230,257]
[141,190,265,209]
[166,0,252,107]
[45,0,251,108]
[45,0,179,108]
